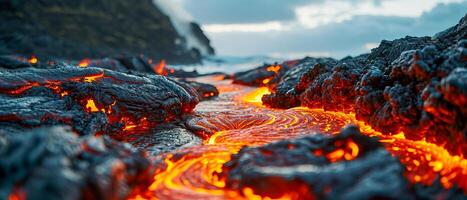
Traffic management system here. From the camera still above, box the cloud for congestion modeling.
[202,21,290,33]
[202,1,467,58]
[294,0,464,29]
[180,0,310,24]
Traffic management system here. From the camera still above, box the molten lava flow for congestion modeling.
[28,55,37,64]
[78,58,91,67]
[324,139,359,162]
[133,76,467,199]
[85,99,101,112]
[153,60,168,76]
[241,87,270,104]
[266,65,281,74]
[262,78,271,84]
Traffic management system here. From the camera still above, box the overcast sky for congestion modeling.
[174,0,466,58]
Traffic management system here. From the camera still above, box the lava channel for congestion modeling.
[132,75,467,200]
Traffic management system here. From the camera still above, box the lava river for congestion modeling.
[133,75,467,200]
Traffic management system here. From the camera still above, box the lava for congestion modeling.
[27,55,37,64]
[133,76,467,199]
[79,58,91,67]
[266,65,281,74]
[153,60,168,76]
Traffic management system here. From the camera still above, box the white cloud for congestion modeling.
[179,0,466,57]
[295,0,464,29]
[202,21,290,33]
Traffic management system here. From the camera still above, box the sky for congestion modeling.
[172,0,467,59]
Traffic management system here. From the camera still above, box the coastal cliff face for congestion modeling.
[0,0,214,64]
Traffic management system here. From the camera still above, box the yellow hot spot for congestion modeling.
[327,149,345,162]
[28,56,38,64]
[242,87,270,104]
[266,65,281,73]
[85,99,99,112]
[262,78,272,84]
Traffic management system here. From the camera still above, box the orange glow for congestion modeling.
[266,65,281,74]
[28,56,37,64]
[123,124,137,131]
[242,87,270,104]
[8,189,25,200]
[324,139,360,162]
[60,91,69,97]
[126,76,467,199]
[204,92,216,98]
[5,82,40,95]
[78,59,91,67]
[85,99,100,112]
[83,73,104,83]
[153,60,168,76]
[262,78,271,84]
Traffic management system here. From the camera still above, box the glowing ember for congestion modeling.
[153,59,167,76]
[83,73,104,83]
[266,65,281,74]
[85,99,100,112]
[28,56,37,64]
[78,59,91,67]
[262,78,271,84]
[325,139,359,162]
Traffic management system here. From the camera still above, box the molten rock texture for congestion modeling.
[221,126,465,200]
[0,126,153,200]
[255,15,467,156]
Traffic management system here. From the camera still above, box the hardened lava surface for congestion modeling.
[221,126,408,200]
[0,64,199,137]
[0,126,153,200]
[133,76,466,200]
[233,15,467,156]
[258,17,467,156]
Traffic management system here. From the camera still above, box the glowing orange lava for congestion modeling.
[266,65,281,74]
[85,99,101,112]
[133,76,466,199]
[28,56,37,64]
[78,59,91,67]
[153,60,167,76]
[241,87,270,104]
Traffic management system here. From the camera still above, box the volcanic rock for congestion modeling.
[0,0,214,64]
[179,79,219,100]
[0,64,199,137]
[221,126,411,199]
[256,14,467,156]
[221,126,466,200]
[0,126,153,200]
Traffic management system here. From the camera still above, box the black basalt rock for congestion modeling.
[259,15,467,156]
[0,126,153,200]
[221,126,411,200]
[0,64,199,137]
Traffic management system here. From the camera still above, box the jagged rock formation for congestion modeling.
[236,15,467,156]
[0,0,214,64]
[221,126,466,200]
[0,126,153,200]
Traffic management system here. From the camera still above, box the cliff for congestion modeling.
[0,0,214,64]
